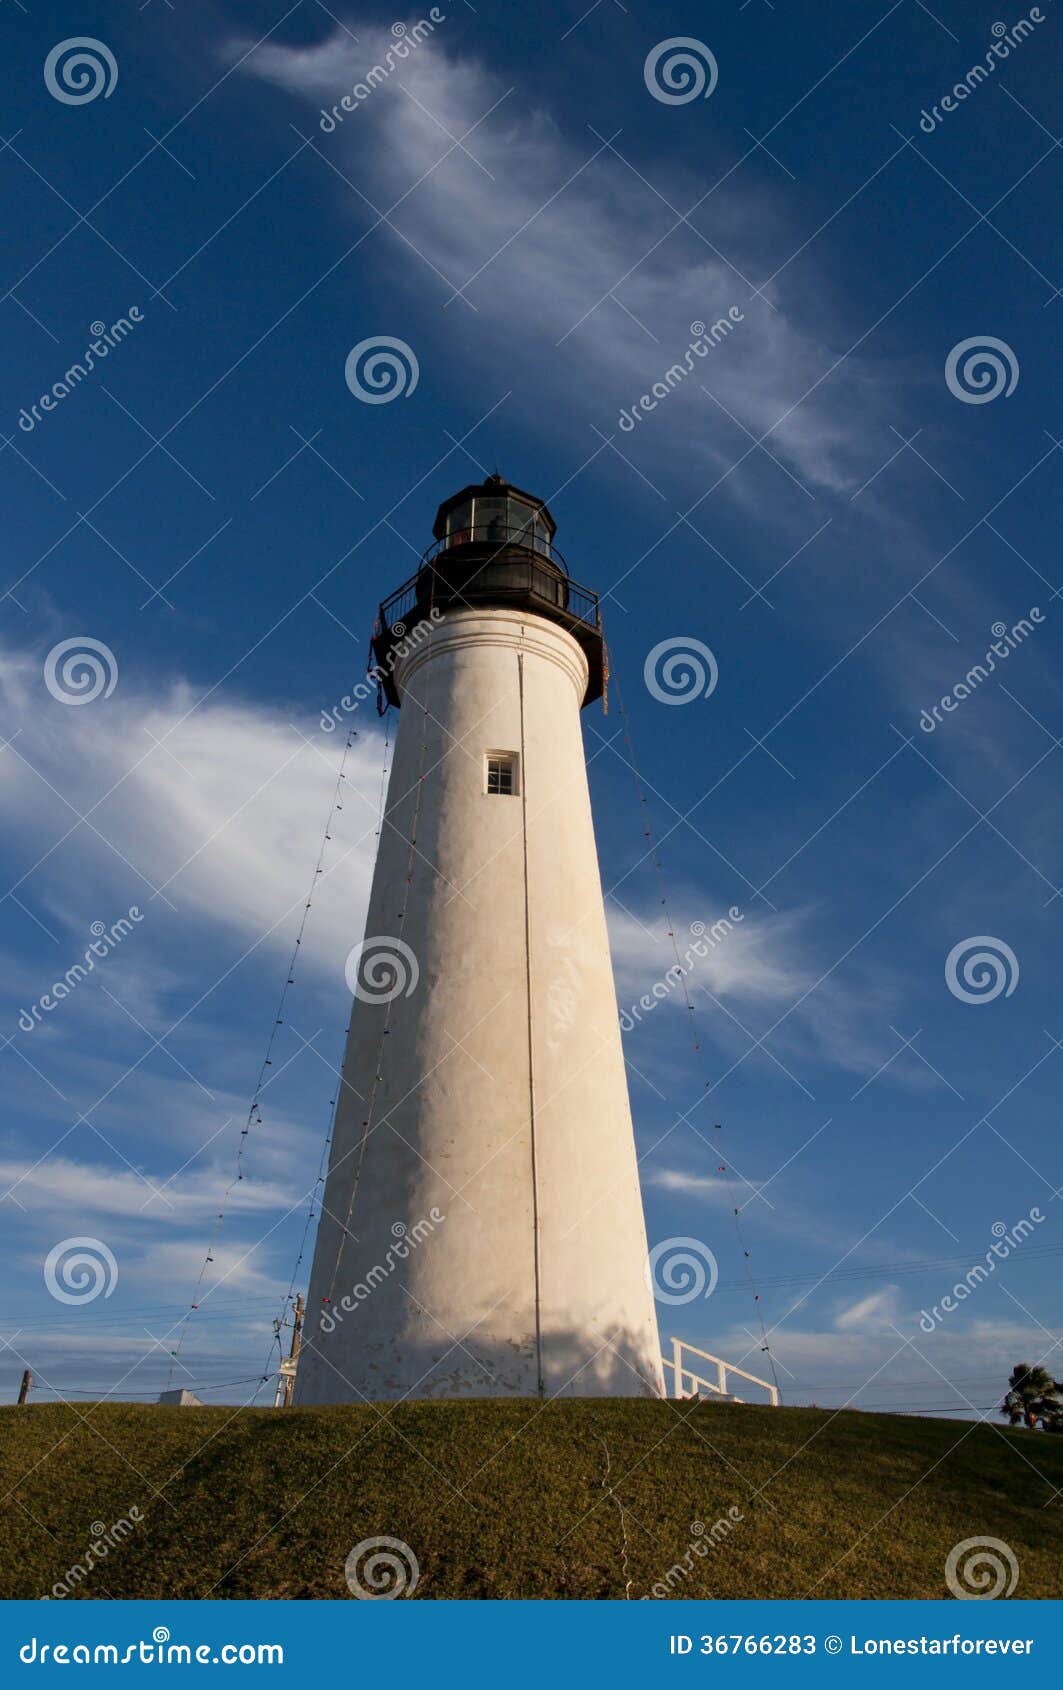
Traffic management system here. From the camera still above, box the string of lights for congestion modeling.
[165,726,360,1389]
[610,661,781,1401]
[258,706,396,1393]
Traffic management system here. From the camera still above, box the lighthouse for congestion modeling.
[295,478,665,1403]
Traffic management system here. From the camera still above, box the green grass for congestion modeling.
[2,1398,1060,1600]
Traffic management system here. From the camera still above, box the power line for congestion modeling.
[765,1372,1007,1388]
[27,1372,275,1399]
[833,1403,1000,1416]
[709,1242,1063,1295]
[0,1297,280,1331]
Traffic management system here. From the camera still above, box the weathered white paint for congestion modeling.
[295,608,664,1402]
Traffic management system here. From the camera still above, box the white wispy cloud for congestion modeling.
[0,643,384,986]
[608,900,808,1006]
[0,1152,298,1223]
[606,895,918,1082]
[235,23,896,502]
[644,1166,746,1205]
[834,1283,901,1332]
[700,1309,1049,1417]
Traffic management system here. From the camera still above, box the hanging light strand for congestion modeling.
[610,662,781,1402]
[166,726,359,1388]
[258,707,395,1395]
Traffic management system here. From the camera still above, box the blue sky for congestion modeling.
[1,0,1061,1420]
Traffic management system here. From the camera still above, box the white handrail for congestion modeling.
[662,1336,779,1406]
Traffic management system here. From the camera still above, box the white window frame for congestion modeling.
[484,751,519,797]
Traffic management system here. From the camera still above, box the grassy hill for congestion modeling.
[2,1398,1061,1600]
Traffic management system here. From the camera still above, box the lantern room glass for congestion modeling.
[444,494,550,555]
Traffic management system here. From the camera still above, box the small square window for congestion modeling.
[485,753,517,796]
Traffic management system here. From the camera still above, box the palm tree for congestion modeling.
[1001,1363,1061,1430]
[1042,1382,1063,1434]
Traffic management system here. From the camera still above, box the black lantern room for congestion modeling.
[372,476,605,708]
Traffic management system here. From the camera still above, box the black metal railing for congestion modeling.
[377,554,601,639]
[376,574,420,635]
[372,538,605,708]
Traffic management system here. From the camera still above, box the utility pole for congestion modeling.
[17,1370,31,1405]
[271,1320,285,1408]
[282,1295,304,1408]
[273,1295,304,1408]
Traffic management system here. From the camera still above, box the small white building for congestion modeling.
[157,1388,204,1406]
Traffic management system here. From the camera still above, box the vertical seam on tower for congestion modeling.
[518,646,545,1397]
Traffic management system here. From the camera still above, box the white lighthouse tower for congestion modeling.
[295,478,664,1403]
